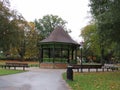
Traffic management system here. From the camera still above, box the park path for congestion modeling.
[0,68,71,90]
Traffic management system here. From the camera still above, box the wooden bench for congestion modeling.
[71,64,103,72]
[103,64,119,71]
[1,62,29,70]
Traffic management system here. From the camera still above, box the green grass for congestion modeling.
[63,72,120,90]
[0,69,25,76]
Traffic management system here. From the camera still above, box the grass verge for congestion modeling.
[63,72,120,90]
[0,69,25,76]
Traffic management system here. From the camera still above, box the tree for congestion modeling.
[0,0,27,57]
[81,23,117,63]
[81,24,101,62]
[0,0,12,51]
[24,22,39,60]
[89,0,120,45]
[89,0,120,62]
[34,14,68,39]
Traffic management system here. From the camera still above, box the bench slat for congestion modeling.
[71,64,102,72]
[2,62,29,70]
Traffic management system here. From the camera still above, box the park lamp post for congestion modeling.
[80,42,83,72]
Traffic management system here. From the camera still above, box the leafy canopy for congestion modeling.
[34,14,68,39]
[0,0,27,52]
[89,0,120,42]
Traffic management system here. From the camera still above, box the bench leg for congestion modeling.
[107,68,109,71]
[8,66,10,69]
[80,68,83,73]
[2,66,5,68]
[96,68,98,72]
[88,68,90,72]
[14,67,16,70]
[5,66,6,69]
[111,68,114,72]
[23,67,25,71]
[102,68,104,72]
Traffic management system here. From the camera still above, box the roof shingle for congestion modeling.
[40,26,79,45]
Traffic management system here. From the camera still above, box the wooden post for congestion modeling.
[53,44,55,63]
[60,46,62,62]
[80,47,83,72]
[39,45,43,63]
[39,45,43,68]
[67,49,70,63]
[71,49,74,60]
[48,48,50,62]
[75,47,77,64]
[48,48,50,58]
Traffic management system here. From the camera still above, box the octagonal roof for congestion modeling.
[40,26,79,45]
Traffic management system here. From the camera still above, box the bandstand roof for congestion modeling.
[40,26,79,45]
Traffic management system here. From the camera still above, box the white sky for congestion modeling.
[10,0,91,43]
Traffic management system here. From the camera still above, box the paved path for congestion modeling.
[0,68,70,90]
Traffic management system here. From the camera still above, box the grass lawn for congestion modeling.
[63,72,120,90]
[0,69,25,76]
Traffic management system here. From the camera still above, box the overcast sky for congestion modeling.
[10,0,91,43]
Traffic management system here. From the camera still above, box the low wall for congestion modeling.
[40,63,67,69]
